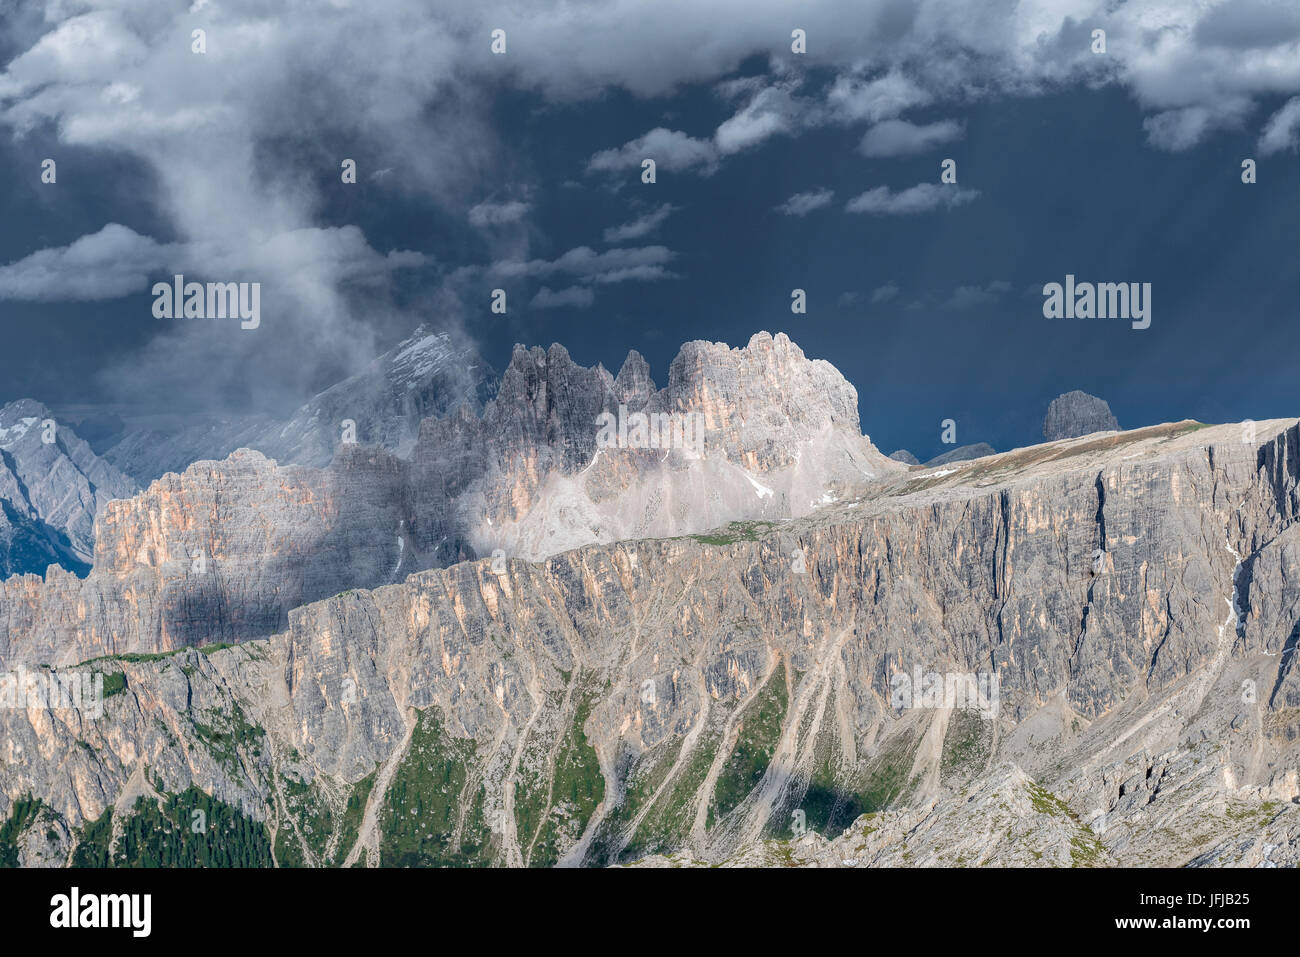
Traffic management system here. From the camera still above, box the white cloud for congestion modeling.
[0,224,166,301]
[775,189,835,216]
[499,1,1300,154]
[530,285,596,309]
[1142,107,1219,152]
[871,282,900,304]
[490,245,677,284]
[603,204,677,242]
[0,224,425,302]
[594,76,812,178]
[845,183,980,215]
[826,70,931,124]
[1260,96,1300,154]
[1194,0,1300,51]
[715,104,788,154]
[859,119,963,157]
[468,200,531,227]
[0,0,489,410]
[714,81,803,155]
[4,0,1300,411]
[714,75,767,102]
[588,127,718,174]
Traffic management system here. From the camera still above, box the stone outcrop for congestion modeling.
[1043,390,1120,441]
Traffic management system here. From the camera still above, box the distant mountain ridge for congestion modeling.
[417,331,901,563]
[1,332,1298,871]
[0,331,901,666]
[100,326,496,484]
[0,399,137,579]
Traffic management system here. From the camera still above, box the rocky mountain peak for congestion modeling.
[7,413,1300,869]
[662,331,868,470]
[669,331,858,420]
[1043,390,1120,441]
[612,350,655,406]
[3,333,1300,872]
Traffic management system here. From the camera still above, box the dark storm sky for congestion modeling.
[1,3,1298,462]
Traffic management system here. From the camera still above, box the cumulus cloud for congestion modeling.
[775,189,835,216]
[0,0,494,411]
[1142,107,1221,152]
[871,282,900,304]
[826,70,931,125]
[5,0,1300,412]
[714,104,788,154]
[943,280,1011,310]
[859,119,962,157]
[591,64,940,180]
[539,1,1300,154]
[590,74,819,181]
[845,183,980,215]
[468,200,531,227]
[1194,0,1300,51]
[0,224,168,302]
[588,127,718,174]
[1260,97,1300,154]
[489,245,677,284]
[0,223,425,302]
[530,285,596,309]
[603,204,677,242]
[714,80,805,155]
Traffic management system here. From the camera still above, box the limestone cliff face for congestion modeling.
[0,446,414,667]
[662,332,867,470]
[4,416,1300,867]
[413,331,902,562]
[0,332,897,670]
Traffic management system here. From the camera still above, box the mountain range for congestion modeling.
[1,331,1296,869]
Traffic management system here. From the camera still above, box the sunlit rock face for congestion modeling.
[0,332,899,668]
[411,331,902,563]
[3,336,1300,869]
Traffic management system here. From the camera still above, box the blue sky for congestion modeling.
[1,1,1299,460]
